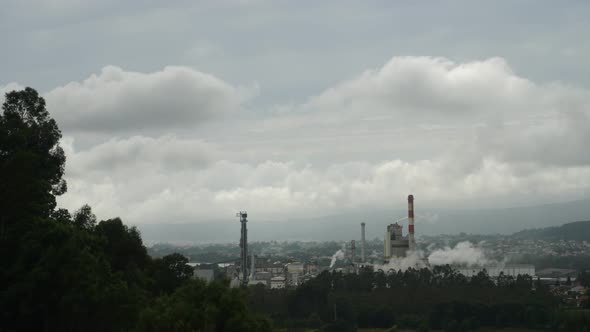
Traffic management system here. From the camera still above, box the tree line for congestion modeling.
[0,88,271,331]
[248,265,565,331]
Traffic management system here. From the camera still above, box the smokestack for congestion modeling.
[351,240,356,273]
[408,195,415,251]
[237,211,248,287]
[361,222,366,263]
[250,252,255,280]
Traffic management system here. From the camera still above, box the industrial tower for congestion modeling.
[408,195,415,251]
[361,222,366,263]
[383,194,416,261]
[237,211,248,287]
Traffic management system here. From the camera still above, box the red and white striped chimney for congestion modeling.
[408,194,415,251]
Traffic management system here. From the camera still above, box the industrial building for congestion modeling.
[227,193,538,287]
[383,195,416,261]
[384,223,410,259]
[457,264,535,278]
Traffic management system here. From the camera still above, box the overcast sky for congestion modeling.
[1,1,590,227]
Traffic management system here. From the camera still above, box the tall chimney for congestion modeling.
[408,195,415,251]
[250,252,255,280]
[350,240,356,273]
[361,222,366,263]
[237,211,248,287]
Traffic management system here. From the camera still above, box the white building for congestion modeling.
[286,262,305,274]
[270,276,286,289]
[457,264,535,278]
[194,269,215,283]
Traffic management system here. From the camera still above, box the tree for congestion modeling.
[136,279,272,332]
[0,87,66,236]
[150,253,194,294]
[73,204,97,230]
[94,218,150,282]
[319,319,357,332]
[0,87,71,330]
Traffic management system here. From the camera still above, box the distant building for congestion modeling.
[384,223,409,260]
[456,264,535,278]
[194,269,215,283]
[306,262,319,275]
[229,277,241,288]
[255,263,284,275]
[254,271,273,282]
[286,262,305,274]
[248,279,267,287]
[270,276,286,289]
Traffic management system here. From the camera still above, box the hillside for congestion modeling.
[511,220,590,241]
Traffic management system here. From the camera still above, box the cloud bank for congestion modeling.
[2,56,590,228]
[45,66,257,132]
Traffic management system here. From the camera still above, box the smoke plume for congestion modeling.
[374,250,427,272]
[329,249,345,268]
[427,241,489,266]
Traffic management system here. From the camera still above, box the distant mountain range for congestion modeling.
[136,198,590,244]
[511,220,590,241]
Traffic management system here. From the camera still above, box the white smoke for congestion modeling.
[427,241,489,267]
[329,249,345,268]
[416,212,439,224]
[373,250,427,272]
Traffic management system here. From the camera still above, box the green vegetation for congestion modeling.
[0,88,270,331]
[249,266,560,331]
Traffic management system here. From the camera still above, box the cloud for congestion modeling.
[44,66,257,132]
[63,135,218,177]
[304,57,537,121]
[477,110,590,167]
[0,82,25,103]
[268,56,590,168]
[32,56,590,227]
[58,140,590,225]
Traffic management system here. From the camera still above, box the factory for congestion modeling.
[384,195,416,262]
[457,264,536,278]
[223,194,537,287]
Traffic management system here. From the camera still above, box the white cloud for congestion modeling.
[44,65,257,132]
[304,57,538,120]
[0,83,25,103]
[58,139,590,225]
[37,56,590,226]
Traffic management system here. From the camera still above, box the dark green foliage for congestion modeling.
[73,204,97,230]
[319,319,356,332]
[1,87,268,331]
[95,217,150,275]
[579,271,590,287]
[136,279,272,332]
[248,267,561,330]
[150,253,194,294]
[0,88,66,231]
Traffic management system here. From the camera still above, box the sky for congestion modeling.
[1,1,590,229]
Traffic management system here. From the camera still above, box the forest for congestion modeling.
[1,87,589,331]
